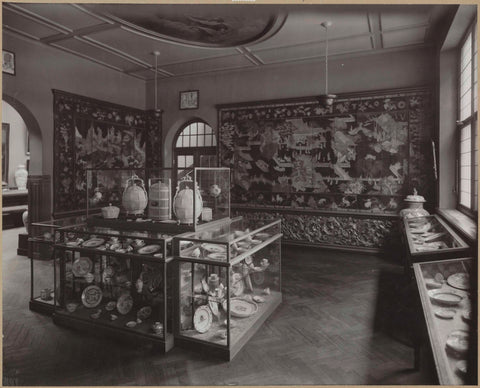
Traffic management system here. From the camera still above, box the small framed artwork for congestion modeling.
[2,50,15,75]
[179,90,199,110]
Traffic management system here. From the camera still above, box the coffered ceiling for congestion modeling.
[3,3,457,81]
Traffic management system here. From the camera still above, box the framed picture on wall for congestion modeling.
[2,50,15,75]
[179,90,199,110]
[2,123,10,184]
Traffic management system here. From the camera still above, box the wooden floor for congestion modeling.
[2,227,436,385]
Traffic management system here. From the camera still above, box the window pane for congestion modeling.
[461,125,471,142]
[178,155,185,168]
[197,123,205,135]
[461,165,471,180]
[205,134,212,147]
[197,135,204,147]
[185,155,194,168]
[460,190,471,207]
[212,136,217,146]
[190,134,197,147]
[461,106,472,121]
[190,123,197,136]
[461,33,472,68]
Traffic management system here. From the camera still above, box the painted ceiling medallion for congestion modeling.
[84,4,286,48]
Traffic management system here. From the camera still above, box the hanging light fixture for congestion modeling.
[152,50,162,116]
[317,21,336,107]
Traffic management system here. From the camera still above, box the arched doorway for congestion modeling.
[173,119,217,169]
[2,100,30,188]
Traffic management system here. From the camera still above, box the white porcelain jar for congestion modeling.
[15,164,28,190]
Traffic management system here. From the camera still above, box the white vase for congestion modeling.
[15,164,28,190]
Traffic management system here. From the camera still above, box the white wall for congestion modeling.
[2,100,29,187]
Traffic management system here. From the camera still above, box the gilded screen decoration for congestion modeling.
[219,87,433,214]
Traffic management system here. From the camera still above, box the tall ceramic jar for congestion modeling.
[122,175,148,215]
[399,189,430,219]
[173,182,203,224]
[15,164,28,190]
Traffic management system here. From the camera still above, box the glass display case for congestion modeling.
[173,217,282,360]
[85,167,230,233]
[29,217,85,314]
[53,224,176,352]
[401,214,470,272]
[413,257,475,385]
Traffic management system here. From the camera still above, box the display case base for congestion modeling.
[53,311,174,352]
[175,293,282,361]
[29,299,55,315]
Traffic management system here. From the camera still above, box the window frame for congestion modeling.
[457,18,478,218]
[173,119,218,169]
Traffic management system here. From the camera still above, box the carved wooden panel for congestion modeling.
[234,209,399,249]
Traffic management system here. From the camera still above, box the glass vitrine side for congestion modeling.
[174,217,282,360]
[413,257,475,385]
[86,167,231,233]
[29,217,84,314]
[402,214,471,271]
[53,224,175,352]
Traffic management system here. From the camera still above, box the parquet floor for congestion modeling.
[2,227,435,385]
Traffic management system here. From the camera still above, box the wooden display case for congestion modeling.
[173,217,282,360]
[53,224,176,352]
[401,214,470,272]
[413,257,475,385]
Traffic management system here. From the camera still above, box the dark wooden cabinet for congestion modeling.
[2,189,28,229]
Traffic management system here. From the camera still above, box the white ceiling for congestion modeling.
[3,3,458,81]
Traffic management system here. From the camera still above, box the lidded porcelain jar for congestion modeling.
[399,188,430,219]
[122,175,148,215]
[15,164,28,190]
[173,180,203,224]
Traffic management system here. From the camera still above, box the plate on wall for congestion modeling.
[81,285,103,308]
[82,238,106,248]
[72,257,93,277]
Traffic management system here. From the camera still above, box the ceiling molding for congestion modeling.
[41,23,119,44]
[147,43,435,84]
[3,25,41,42]
[2,4,458,82]
[5,3,71,34]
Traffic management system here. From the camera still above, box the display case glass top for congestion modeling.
[403,214,469,256]
[176,216,282,264]
[85,167,230,233]
[413,257,475,385]
[56,223,174,261]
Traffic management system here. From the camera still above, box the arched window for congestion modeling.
[173,120,217,168]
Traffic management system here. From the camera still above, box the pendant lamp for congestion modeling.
[318,21,336,106]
